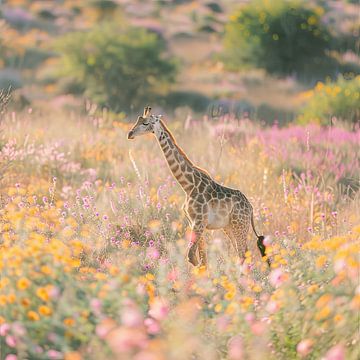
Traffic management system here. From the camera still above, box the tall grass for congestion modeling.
[0,111,359,360]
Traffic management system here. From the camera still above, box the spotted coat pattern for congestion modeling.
[128,107,264,267]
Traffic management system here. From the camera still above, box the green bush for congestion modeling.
[223,0,333,78]
[55,24,177,112]
[298,75,360,125]
[0,23,8,68]
[162,90,211,112]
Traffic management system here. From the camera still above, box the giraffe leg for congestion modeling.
[197,237,207,266]
[222,227,237,256]
[223,225,247,261]
[187,223,205,266]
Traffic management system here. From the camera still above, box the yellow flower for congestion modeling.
[226,302,237,315]
[316,294,332,308]
[7,293,16,304]
[38,305,52,316]
[145,273,155,281]
[252,285,262,293]
[225,291,235,301]
[353,224,360,234]
[214,304,223,313]
[148,219,161,232]
[94,272,107,281]
[7,187,18,196]
[0,316,5,324]
[40,265,52,275]
[80,310,89,319]
[307,284,318,294]
[315,82,324,91]
[351,294,360,310]
[17,277,30,290]
[334,314,344,324]
[64,318,75,327]
[315,305,331,320]
[121,274,130,283]
[36,287,50,302]
[240,296,254,311]
[0,277,10,289]
[192,266,207,277]
[64,352,82,360]
[307,15,318,25]
[80,229,90,238]
[316,255,327,268]
[0,295,7,306]
[122,239,131,249]
[27,311,40,321]
[21,298,31,307]
[109,266,119,276]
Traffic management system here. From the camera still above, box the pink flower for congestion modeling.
[5,335,16,347]
[35,346,43,354]
[269,268,288,287]
[96,318,117,339]
[148,298,169,321]
[90,298,102,315]
[11,322,26,336]
[297,339,314,357]
[134,351,159,360]
[0,323,10,336]
[251,321,266,335]
[5,355,17,360]
[263,236,272,246]
[106,327,148,353]
[144,318,160,334]
[228,335,244,360]
[245,313,255,324]
[216,315,231,331]
[47,350,62,359]
[322,344,345,360]
[136,283,146,296]
[48,286,60,299]
[266,300,279,314]
[146,247,160,260]
[167,268,179,281]
[122,306,143,327]
[334,259,346,273]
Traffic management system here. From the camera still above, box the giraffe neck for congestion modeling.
[154,120,196,195]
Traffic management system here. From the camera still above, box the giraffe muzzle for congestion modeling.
[127,130,135,140]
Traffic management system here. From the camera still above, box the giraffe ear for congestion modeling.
[143,106,151,117]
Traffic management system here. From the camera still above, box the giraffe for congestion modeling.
[128,106,269,267]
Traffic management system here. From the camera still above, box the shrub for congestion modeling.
[55,24,177,112]
[162,91,211,113]
[297,75,360,126]
[223,0,333,78]
[0,22,8,68]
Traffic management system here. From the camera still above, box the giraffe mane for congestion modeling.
[159,119,212,178]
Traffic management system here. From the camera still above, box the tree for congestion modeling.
[56,24,176,112]
[223,0,333,79]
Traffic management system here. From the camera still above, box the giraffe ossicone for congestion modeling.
[128,106,269,267]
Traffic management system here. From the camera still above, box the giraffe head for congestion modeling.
[127,106,161,140]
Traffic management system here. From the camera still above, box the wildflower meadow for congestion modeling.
[0,110,359,360]
[0,0,359,359]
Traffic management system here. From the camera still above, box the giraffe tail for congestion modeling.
[251,212,270,267]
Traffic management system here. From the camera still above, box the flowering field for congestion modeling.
[0,111,359,360]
